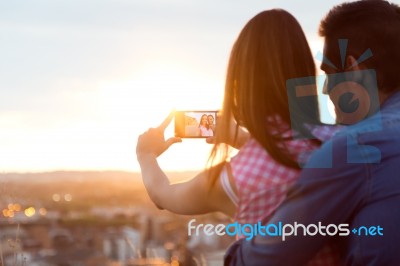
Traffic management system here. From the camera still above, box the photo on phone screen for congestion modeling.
[175,111,218,138]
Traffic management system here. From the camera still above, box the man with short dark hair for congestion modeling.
[319,0,400,98]
[224,1,400,265]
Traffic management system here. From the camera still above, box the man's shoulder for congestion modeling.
[298,131,368,184]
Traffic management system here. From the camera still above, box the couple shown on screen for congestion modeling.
[137,0,400,265]
[198,114,215,137]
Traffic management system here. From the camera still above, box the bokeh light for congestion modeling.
[24,207,36,217]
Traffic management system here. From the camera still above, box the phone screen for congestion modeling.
[175,111,218,138]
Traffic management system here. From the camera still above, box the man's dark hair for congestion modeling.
[319,0,400,93]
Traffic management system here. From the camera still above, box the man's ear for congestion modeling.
[346,55,361,71]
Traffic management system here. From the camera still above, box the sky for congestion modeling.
[1,0,397,172]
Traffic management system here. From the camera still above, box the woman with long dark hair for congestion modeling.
[136,9,338,264]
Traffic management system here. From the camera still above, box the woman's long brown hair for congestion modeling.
[208,9,320,185]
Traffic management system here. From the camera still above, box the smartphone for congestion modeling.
[175,110,218,138]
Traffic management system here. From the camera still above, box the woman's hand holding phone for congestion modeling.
[136,111,182,160]
[206,116,250,150]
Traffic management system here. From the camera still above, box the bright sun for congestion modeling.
[0,62,225,173]
[94,62,224,172]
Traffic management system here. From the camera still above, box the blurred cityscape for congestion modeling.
[0,171,234,266]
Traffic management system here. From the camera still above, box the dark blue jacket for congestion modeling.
[224,92,400,266]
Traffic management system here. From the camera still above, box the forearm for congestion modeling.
[225,136,367,265]
[137,154,215,214]
[226,177,361,265]
[137,153,171,209]
[138,154,231,215]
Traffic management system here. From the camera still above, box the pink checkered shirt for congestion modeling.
[220,125,341,265]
